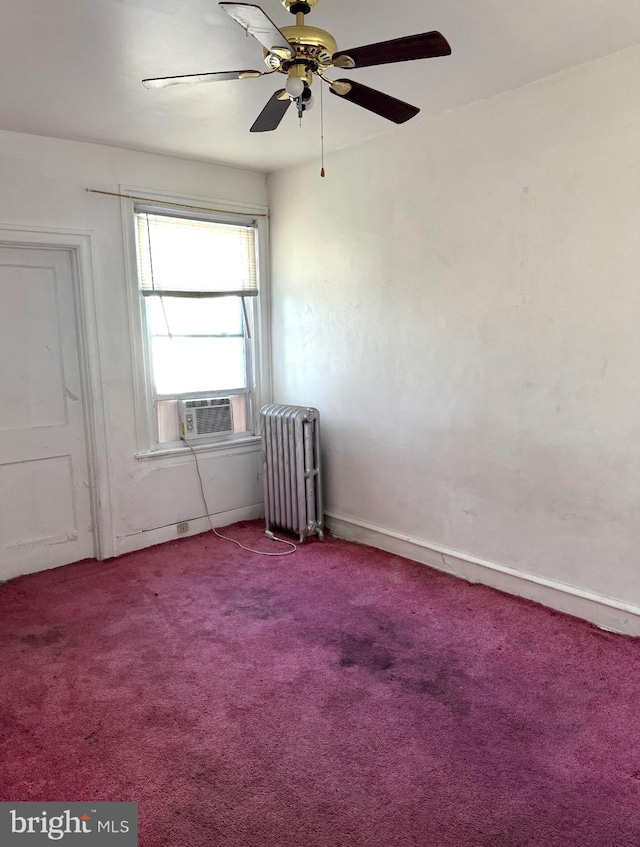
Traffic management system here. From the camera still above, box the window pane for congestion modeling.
[145,296,242,337]
[151,337,247,395]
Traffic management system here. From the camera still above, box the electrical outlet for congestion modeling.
[177,522,189,535]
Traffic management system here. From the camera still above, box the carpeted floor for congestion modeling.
[1,521,639,846]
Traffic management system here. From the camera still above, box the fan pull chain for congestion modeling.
[320,82,325,178]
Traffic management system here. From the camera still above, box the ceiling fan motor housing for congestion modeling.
[264,24,338,76]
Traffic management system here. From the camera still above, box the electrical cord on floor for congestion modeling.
[183,438,297,556]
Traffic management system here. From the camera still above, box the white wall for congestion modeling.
[268,45,640,633]
[0,129,268,563]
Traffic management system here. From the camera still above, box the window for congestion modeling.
[133,206,265,449]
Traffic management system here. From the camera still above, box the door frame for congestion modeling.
[0,224,113,560]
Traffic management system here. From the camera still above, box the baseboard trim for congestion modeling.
[115,504,264,557]
[325,511,640,637]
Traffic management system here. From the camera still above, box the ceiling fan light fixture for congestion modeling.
[285,75,305,97]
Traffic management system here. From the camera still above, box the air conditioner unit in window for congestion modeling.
[178,397,233,440]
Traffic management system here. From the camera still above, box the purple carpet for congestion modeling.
[1,521,639,846]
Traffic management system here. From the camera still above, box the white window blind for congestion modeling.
[136,212,258,297]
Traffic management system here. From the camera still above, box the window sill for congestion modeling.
[135,435,261,461]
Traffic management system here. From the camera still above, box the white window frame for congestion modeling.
[121,186,272,458]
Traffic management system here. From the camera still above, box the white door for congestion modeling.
[0,247,94,580]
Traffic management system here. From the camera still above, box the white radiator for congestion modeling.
[261,404,324,542]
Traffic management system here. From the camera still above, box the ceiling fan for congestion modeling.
[142,0,451,133]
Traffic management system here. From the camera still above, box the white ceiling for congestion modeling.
[2,0,640,173]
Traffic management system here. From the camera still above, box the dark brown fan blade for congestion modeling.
[219,3,295,59]
[332,31,451,69]
[250,89,291,132]
[329,79,419,124]
[142,70,263,89]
